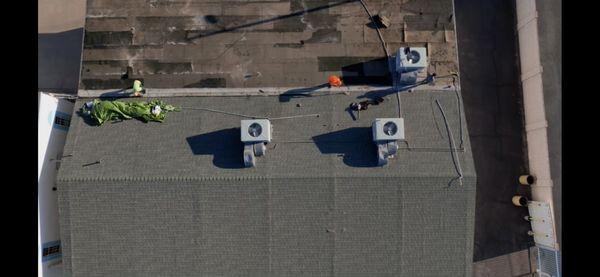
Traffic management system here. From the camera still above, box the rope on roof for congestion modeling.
[269,114,320,120]
[357,0,405,119]
[180,106,320,121]
[180,106,258,118]
[356,0,465,130]
[451,75,464,149]
[435,99,464,186]
[427,73,464,149]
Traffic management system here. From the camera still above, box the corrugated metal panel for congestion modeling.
[537,246,561,277]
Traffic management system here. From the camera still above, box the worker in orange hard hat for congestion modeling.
[328,75,343,87]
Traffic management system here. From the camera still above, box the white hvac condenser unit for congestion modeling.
[372,118,404,166]
[395,47,428,85]
[241,119,271,167]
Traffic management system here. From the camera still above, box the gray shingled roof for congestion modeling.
[57,90,476,276]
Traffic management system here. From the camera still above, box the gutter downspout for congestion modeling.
[515,0,559,250]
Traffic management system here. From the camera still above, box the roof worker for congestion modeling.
[133,80,145,97]
[328,75,343,87]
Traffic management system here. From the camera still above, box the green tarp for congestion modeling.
[81,99,179,125]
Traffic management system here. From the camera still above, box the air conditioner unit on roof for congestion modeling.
[241,119,271,142]
[241,119,271,167]
[372,118,405,141]
[395,47,428,85]
[372,118,404,166]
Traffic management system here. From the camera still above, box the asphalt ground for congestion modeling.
[454,0,533,261]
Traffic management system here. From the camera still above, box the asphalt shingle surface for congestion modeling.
[59,92,474,180]
[57,91,477,276]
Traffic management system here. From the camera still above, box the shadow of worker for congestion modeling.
[312,127,378,167]
[186,128,245,169]
[279,83,329,102]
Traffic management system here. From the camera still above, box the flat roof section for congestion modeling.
[80,0,458,89]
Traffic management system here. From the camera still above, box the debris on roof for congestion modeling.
[81,99,179,125]
[373,14,391,28]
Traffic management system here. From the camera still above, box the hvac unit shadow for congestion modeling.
[312,127,378,167]
[339,57,392,86]
[187,127,378,168]
[279,56,392,103]
[186,128,245,169]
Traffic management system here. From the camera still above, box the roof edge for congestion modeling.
[57,175,477,184]
[78,85,458,98]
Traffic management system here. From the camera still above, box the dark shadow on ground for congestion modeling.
[365,21,380,29]
[454,0,533,261]
[186,128,245,169]
[312,127,378,167]
[204,15,219,24]
[279,83,329,102]
[183,77,227,88]
[357,87,397,100]
[76,110,100,126]
[38,28,84,93]
[97,89,135,99]
[365,14,390,29]
[340,57,392,86]
[81,79,138,92]
[356,81,438,101]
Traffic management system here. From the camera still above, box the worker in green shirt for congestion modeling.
[133,80,145,97]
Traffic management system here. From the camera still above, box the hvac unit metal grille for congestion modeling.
[537,246,561,277]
